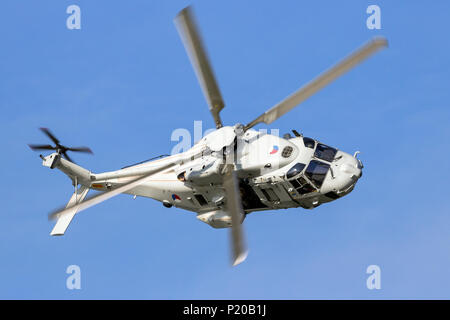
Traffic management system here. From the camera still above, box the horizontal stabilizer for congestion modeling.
[50,185,89,236]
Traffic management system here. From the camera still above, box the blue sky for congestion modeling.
[0,0,449,299]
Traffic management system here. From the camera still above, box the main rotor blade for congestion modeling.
[40,127,60,145]
[223,164,248,266]
[175,6,225,129]
[66,146,93,154]
[245,37,388,130]
[49,162,176,221]
[28,144,56,151]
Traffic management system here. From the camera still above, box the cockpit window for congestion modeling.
[305,160,330,188]
[289,176,316,195]
[314,143,337,162]
[297,177,315,194]
[303,137,315,149]
[286,163,306,179]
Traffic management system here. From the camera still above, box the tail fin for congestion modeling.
[41,153,93,235]
[42,152,93,186]
[50,185,89,236]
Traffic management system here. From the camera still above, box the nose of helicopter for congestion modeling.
[339,156,362,185]
[326,152,363,197]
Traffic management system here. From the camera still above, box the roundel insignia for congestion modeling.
[172,194,181,201]
[269,145,279,155]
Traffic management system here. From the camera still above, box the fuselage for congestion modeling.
[87,126,363,228]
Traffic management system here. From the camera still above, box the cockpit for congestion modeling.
[253,133,362,209]
[305,160,330,188]
[314,143,337,162]
[285,138,338,195]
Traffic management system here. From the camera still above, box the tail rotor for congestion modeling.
[28,128,93,163]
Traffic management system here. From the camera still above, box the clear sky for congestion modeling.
[0,0,449,299]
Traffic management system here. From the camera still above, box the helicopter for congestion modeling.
[28,6,387,266]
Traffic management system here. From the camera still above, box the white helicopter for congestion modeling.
[29,7,387,266]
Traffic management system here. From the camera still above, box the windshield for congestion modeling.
[305,160,330,188]
[314,143,337,162]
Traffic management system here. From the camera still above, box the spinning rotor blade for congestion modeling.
[28,144,55,151]
[40,127,60,145]
[29,128,93,163]
[222,164,248,266]
[175,6,225,129]
[61,151,73,163]
[49,162,176,221]
[66,147,93,154]
[245,37,388,130]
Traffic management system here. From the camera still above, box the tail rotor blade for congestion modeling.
[61,151,74,163]
[29,128,93,162]
[223,164,248,266]
[40,127,60,145]
[66,147,93,154]
[28,144,56,151]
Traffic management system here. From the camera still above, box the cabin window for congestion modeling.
[286,163,306,179]
[290,179,301,189]
[314,143,337,162]
[177,171,186,182]
[281,146,293,158]
[194,194,208,206]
